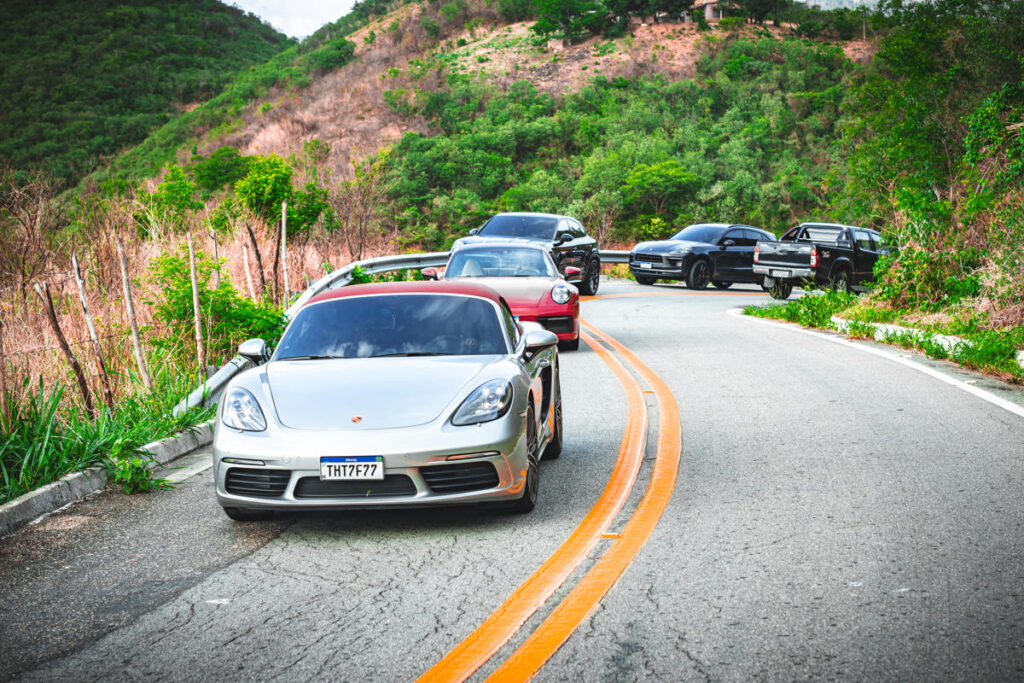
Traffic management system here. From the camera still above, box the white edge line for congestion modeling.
[728,308,1024,420]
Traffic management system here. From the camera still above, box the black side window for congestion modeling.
[853,230,874,251]
[570,221,586,239]
[722,230,747,247]
[740,229,764,246]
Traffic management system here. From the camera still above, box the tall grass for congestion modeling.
[0,360,213,505]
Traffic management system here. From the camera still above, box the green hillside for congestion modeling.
[0,0,291,188]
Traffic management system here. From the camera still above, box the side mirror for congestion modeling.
[557,233,573,244]
[468,228,480,236]
[421,267,439,280]
[564,266,582,280]
[721,239,736,248]
[238,338,268,365]
[523,328,558,358]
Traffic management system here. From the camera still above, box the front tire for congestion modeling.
[686,259,711,290]
[510,405,540,513]
[578,259,600,296]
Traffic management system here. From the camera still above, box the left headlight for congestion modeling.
[451,379,514,426]
[222,387,267,432]
[551,284,571,304]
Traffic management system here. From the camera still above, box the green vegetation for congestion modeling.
[0,0,290,189]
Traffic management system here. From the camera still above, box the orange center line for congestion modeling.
[416,329,649,683]
[485,320,682,682]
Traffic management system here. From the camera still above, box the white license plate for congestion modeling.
[639,262,652,269]
[771,269,791,278]
[320,456,384,481]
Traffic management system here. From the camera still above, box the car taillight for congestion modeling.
[754,244,760,263]
[810,246,818,268]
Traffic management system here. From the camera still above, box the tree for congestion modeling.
[152,166,203,229]
[234,154,294,221]
[531,0,609,45]
[740,0,789,24]
[621,160,697,215]
[331,152,394,262]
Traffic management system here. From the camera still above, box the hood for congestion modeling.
[455,276,560,308]
[265,356,496,430]
[454,235,552,248]
[632,240,706,254]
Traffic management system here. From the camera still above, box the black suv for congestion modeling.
[452,212,601,295]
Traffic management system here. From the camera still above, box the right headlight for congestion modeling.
[551,284,571,304]
[451,379,513,426]
[221,387,267,432]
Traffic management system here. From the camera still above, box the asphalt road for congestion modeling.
[2,280,1023,682]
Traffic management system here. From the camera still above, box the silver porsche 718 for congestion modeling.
[213,280,563,520]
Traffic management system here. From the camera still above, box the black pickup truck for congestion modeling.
[753,223,890,299]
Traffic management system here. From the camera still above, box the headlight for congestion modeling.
[670,247,691,255]
[451,380,513,426]
[551,284,571,304]
[222,387,267,432]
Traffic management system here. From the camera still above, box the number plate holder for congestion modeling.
[320,456,384,481]
[771,269,791,278]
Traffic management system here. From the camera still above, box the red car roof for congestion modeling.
[305,279,506,307]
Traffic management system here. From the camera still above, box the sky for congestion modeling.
[229,0,357,39]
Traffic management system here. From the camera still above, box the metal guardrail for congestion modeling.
[174,248,630,416]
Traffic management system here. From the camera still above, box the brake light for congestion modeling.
[753,244,760,263]
[810,246,819,268]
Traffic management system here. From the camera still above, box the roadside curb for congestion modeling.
[830,316,1024,369]
[0,420,214,538]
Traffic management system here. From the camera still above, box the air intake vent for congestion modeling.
[225,468,290,498]
[538,316,575,334]
[421,462,500,494]
[294,475,416,498]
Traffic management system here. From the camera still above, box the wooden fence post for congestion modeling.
[34,282,96,418]
[246,225,266,297]
[72,254,115,408]
[116,239,153,391]
[281,200,289,307]
[186,234,205,373]
[0,319,9,425]
[242,243,256,300]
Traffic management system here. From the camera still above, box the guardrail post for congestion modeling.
[281,201,289,307]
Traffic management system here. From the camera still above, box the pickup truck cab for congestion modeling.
[753,223,890,299]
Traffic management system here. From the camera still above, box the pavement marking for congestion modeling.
[417,329,649,683]
[159,455,214,484]
[582,290,768,302]
[731,309,1024,420]
[485,320,682,682]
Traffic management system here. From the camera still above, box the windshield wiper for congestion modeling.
[277,354,344,361]
[371,352,451,357]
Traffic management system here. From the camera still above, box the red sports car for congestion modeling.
[425,242,581,350]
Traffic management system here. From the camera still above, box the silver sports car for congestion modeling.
[213,280,562,520]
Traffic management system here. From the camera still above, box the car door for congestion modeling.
[551,220,575,272]
[731,229,766,282]
[714,228,748,280]
[851,228,879,283]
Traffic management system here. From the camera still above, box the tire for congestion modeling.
[686,259,711,290]
[543,374,562,460]
[578,258,600,296]
[510,405,540,513]
[558,336,580,351]
[763,281,793,300]
[222,507,275,521]
[711,280,733,289]
[830,266,851,292]
[635,274,656,286]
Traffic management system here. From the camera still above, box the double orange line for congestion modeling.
[418,320,682,682]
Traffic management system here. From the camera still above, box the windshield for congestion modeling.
[669,224,726,244]
[275,294,507,359]
[447,247,558,278]
[478,215,558,240]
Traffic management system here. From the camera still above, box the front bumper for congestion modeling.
[213,414,529,510]
[629,253,691,279]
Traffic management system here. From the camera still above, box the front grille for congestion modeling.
[225,468,290,498]
[632,253,662,264]
[538,316,575,334]
[293,475,416,498]
[421,462,500,494]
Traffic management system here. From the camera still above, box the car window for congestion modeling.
[670,224,726,243]
[276,294,507,358]
[721,229,747,246]
[873,232,891,253]
[800,226,844,242]
[751,229,775,242]
[499,301,521,347]
[853,229,875,251]
[479,215,559,240]
[570,221,586,239]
